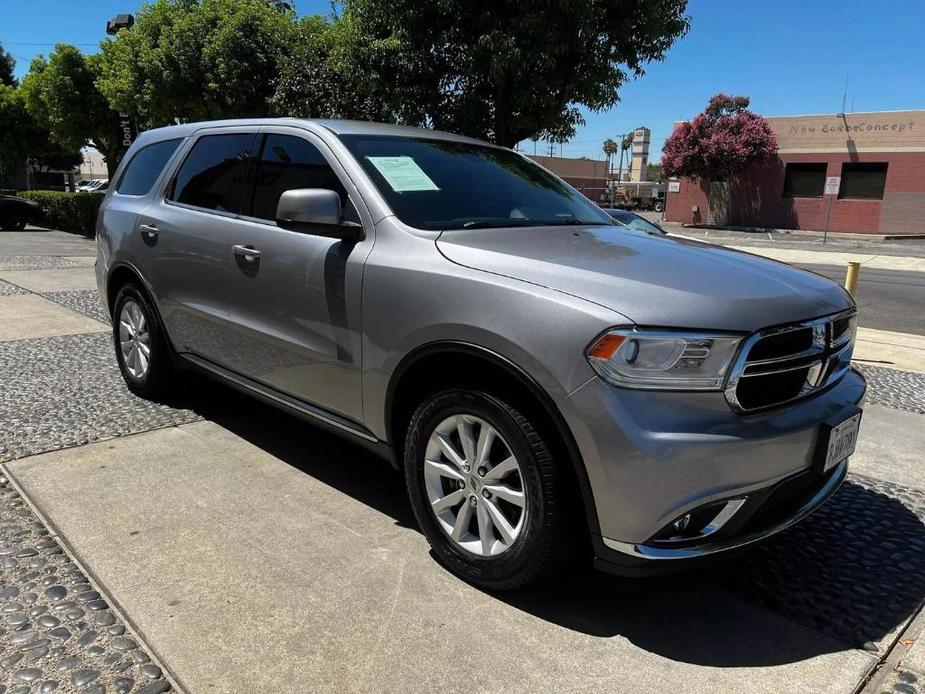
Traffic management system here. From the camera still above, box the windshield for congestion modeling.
[340,135,615,230]
[605,209,664,234]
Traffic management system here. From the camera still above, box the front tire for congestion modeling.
[404,389,573,590]
[112,283,175,399]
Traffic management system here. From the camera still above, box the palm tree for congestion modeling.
[617,133,634,185]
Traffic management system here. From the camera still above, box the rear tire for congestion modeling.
[404,388,574,590]
[112,283,175,399]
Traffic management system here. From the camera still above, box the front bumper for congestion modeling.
[562,367,866,572]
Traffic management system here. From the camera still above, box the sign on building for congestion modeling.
[668,180,681,193]
[824,176,841,195]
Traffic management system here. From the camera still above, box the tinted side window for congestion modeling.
[117,139,182,196]
[170,133,254,212]
[249,134,347,221]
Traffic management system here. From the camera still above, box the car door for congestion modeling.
[139,129,258,362]
[223,128,372,423]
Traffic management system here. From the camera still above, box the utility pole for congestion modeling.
[613,133,627,207]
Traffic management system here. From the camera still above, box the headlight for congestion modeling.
[586,328,743,390]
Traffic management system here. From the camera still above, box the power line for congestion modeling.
[1,42,100,47]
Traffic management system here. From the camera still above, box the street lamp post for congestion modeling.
[106,15,138,165]
[106,14,135,35]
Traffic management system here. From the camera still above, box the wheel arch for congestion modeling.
[106,261,180,362]
[385,341,601,537]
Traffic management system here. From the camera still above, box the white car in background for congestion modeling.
[76,179,108,192]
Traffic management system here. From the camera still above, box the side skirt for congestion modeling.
[180,353,397,466]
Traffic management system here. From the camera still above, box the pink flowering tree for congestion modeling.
[662,94,777,223]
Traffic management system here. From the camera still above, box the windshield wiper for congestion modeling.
[542,217,615,226]
[461,219,533,229]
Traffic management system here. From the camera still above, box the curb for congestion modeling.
[678,223,925,242]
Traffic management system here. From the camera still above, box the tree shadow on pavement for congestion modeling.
[166,374,925,668]
[498,478,925,666]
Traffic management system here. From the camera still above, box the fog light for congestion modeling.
[672,514,691,533]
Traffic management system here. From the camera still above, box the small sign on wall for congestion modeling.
[824,176,841,195]
[668,181,681,193]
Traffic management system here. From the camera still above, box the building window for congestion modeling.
[782,163,827,198]
[839,163,888,200]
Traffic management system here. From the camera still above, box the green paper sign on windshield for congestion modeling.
[367,156,440,192]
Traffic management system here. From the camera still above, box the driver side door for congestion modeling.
[221,128,373,424]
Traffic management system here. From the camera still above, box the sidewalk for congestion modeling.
[855,327,925,374]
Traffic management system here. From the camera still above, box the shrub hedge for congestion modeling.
[18,191,102,238]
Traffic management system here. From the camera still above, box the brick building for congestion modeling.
[665,110,925,235]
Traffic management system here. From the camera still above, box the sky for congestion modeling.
[4,0,925,162]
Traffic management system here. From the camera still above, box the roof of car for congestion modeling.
[132,118,498,149]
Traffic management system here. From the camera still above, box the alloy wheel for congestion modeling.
[424,414,527,557]
[118,299,152,379]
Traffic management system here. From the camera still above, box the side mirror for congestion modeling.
[275,188,362,242]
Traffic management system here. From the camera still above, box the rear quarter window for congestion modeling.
[116,138,183,196]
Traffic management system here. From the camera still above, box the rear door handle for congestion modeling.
[232,244,261,262]
[139,223,159,239]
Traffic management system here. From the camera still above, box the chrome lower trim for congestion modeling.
[182,353,379,442]
[654,497,747,544]
[603,459,847,560]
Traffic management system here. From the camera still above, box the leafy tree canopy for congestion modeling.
[662,93,777,181]
[0,83,82,180]
[337,0,690,146]
[0,44,15,86]
[20,45,122,176]
[269,13,394,122]
[97,0,298,126]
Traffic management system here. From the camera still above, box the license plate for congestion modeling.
[823,413,861,471]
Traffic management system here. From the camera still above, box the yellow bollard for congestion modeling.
[844,261,860,295]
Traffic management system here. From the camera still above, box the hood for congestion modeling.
[436,225,853,332]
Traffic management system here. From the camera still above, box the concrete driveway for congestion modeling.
[2,228,925,693]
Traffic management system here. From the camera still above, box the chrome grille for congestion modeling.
[725,310,857,412]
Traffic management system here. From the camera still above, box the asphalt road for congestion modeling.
[796,263,925,335]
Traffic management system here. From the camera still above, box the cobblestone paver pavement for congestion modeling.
[42,292,109,326]
[0,334,199,463]
[0,281,28,297]
[730,474,925,652]
[0,257,92,272]
[0,474,172,694]
[857,364,925,415]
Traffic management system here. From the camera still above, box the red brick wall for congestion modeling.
[665,152,925,235]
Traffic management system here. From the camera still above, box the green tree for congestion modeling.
[20,45,123,177]
[616,133,634,182]
[270,14,393,121]
[1,44,16,86]
[97,0,298,127]
[342,0,690,146]
[647,162,666,183]
[0,83,81,184]
[602,138,618,176]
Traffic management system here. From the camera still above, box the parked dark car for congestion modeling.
[0,195,39,230]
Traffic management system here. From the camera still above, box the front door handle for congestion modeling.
[139,223,159,240]
[232,244,261,263]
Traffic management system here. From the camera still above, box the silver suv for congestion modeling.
[96,119,865,589]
